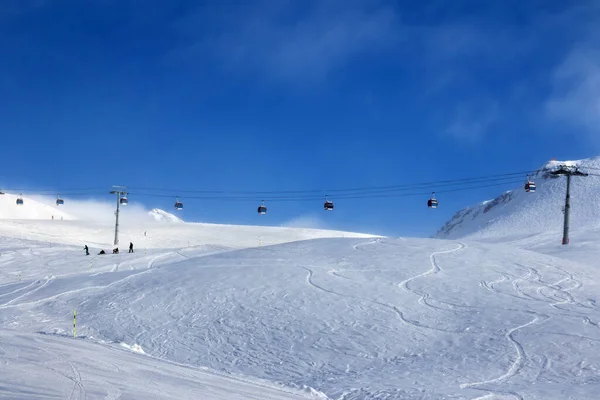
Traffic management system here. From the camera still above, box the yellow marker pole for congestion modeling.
[18,273,21,281]
[73,309,76,338]
[90,260,92,270]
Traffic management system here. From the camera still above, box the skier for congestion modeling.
[113,247,119,254]
[129,242,134,253]
[98,250,106,255]
[84,245,89,256]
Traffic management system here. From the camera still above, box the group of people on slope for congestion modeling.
[84,242,134,256]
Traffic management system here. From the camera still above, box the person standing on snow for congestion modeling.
[84,245,89,256]
[129,242,134,253]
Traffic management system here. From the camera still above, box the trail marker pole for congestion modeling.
[73,309,76,338]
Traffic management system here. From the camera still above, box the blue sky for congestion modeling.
[1,0,599,237]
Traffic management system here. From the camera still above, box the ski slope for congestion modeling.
[1,231,600,399]
[1,188,600,399]
[0,329,316,400]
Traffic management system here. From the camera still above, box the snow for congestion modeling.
[0,330,316,400]
[0,192,75,220]
[436,157,600,240]
[1,177,600,399]
[148,208,183,223]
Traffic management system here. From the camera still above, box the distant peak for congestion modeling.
[148,208,183,223]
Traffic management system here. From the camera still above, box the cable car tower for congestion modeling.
[551,166,588,245]
[110,186,128,246]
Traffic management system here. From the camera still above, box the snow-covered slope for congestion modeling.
[3,177,600,399]
[1,235,599,399]
[0,195,376,249]
[0,192,75,220]
[436,157,600,240]
[0,330,316,400]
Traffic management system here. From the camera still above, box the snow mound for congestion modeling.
[0,193,75,220]
[436,156,600,240]
[120,342,146,354]
[148,208,183,223]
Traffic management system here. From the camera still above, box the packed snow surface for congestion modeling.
[1,231,600,398]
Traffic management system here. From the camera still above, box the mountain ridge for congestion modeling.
[436,157,600,240]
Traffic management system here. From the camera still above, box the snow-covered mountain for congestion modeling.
[148,208,183,223]
[436,157,600,240]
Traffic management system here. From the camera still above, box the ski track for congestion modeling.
[459,257,593,398]
[397,242,467,316]
[302,266,461,334]
[0,276,55,308]
[398,242,466,293]
[351,238,381,251]
[460,314,547,398]
[41,346,86,400]
[480,274,510,292]
[0,279,38,299]
[0,251,178,309]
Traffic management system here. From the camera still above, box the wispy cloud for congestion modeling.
[546,47,600,138]
[173,0,400,81]
[424,2,600,143]
[536,2,600,140]
[444,100,500,142]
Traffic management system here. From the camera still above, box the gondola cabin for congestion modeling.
[16,196,24,206]
[525,181,536,193]
[120,196,129,206]
[324,200,334,211]
[56,196,64,206]
[427,193,438,209]
[174,198,183,210]
[258,201,267,215]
